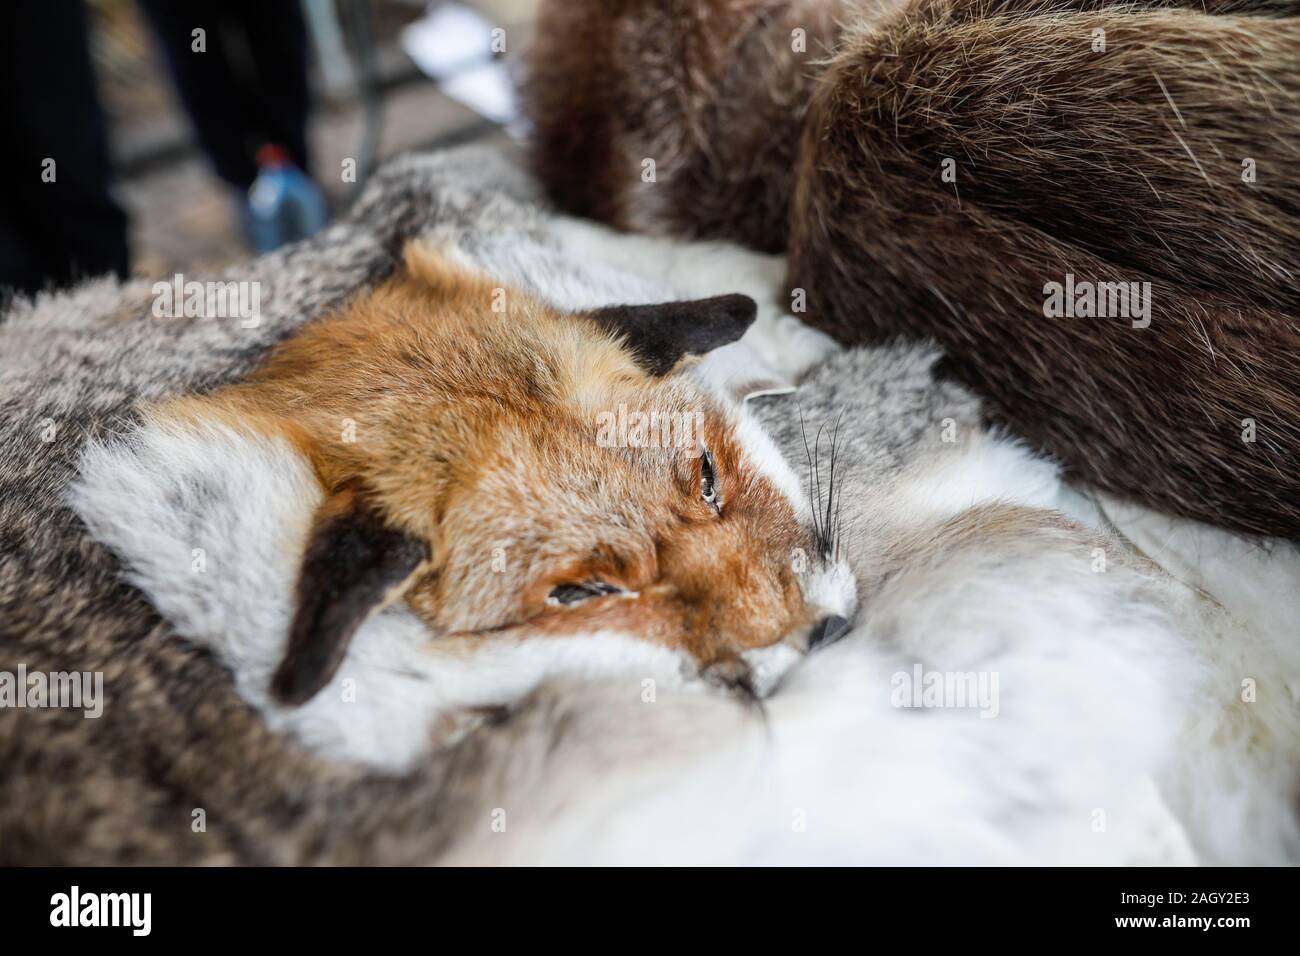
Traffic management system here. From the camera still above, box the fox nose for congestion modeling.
[807,614,851,650]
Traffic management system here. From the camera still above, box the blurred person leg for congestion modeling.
[0,0,129,298]
[135,0,313,189]
[235,0,314,176]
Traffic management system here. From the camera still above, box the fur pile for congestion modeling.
[3,144,1296,863]
[523,0,1300,538]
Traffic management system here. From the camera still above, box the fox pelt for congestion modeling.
[522,0,1300,539]
[4,146,1297,863]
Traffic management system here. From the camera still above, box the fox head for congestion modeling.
[155,244,853,705]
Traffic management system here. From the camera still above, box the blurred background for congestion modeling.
[1,0,541,295]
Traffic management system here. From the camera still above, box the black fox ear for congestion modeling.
[271,485,429,707]
[588,294,758,375]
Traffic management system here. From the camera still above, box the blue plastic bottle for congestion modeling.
[246,144,329,253]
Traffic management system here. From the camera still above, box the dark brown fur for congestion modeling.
[523,0,860,252]
[525,0,1300,538]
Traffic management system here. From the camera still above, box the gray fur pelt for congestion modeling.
[2,145,1295,864]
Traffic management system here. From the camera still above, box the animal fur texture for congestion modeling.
[3,145,1297,864]
[147,240,853,705]
[522,0,1300,539]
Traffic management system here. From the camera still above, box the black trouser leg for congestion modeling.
[136,0,312,189]
[0,0,129,296]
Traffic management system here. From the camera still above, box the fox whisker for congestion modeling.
[799,405,848,563]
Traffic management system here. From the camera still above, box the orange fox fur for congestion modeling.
[151,245,822,701]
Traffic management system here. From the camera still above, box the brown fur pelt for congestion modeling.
[522,0,862,252]
[523,0,1300,538]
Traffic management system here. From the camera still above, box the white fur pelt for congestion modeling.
[70,149,1299,865]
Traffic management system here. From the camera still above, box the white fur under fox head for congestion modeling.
[147,243,854,705]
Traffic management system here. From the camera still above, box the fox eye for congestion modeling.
[547,581,621,606]
[700,450,720,514]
